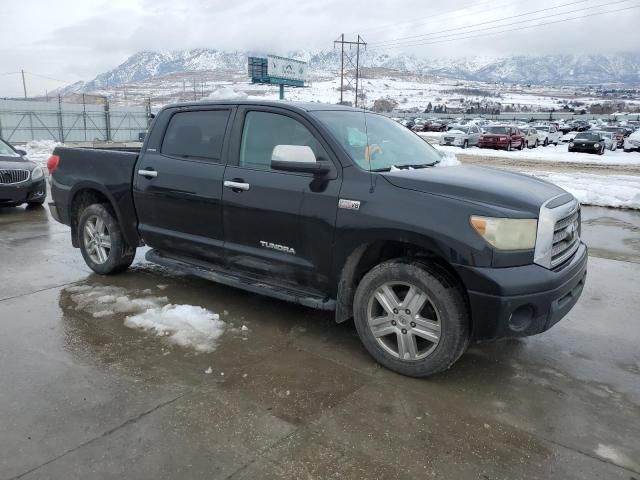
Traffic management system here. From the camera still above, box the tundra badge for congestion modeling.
[260,241,296,255]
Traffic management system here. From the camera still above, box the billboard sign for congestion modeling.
[267,55,307,83]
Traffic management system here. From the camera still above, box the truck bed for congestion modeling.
[49,146,141,247]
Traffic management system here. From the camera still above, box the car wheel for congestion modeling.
[463,140,468,149]
[353,260,469,377]
[524,141,529,149]
[507,142,512,151]
[544,138,549,147]
[78,203,136,275]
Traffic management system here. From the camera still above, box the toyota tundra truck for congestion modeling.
[47,100,587,377]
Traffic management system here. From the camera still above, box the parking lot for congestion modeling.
[1,202,639,480]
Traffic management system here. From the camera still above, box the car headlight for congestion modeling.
[470,216,537,250]
[594,144,600,150]
[569,142,574,147]
[31,166,44,181]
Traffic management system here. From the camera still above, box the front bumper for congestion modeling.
[0,179,46,205]
[568,146,602,153]
[454,243,588,339]
[479,141,509,149]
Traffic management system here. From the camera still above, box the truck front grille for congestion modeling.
[0,169,29,185]
[551,207,580,269]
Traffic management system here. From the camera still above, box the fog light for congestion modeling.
[509,304,535,332]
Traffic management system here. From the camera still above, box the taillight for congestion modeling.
[47,154,60,174]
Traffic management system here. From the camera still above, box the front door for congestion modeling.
[222,107,341,294]
[133,107,233,265]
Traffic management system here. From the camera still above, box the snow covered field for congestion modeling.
[523,171,640,210]
[433,142,640,166]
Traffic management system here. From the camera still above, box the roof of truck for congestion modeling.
[162,100,361,113]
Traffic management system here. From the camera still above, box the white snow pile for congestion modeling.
[524,171,640,210]
[64,284,225,352]
[435,149,461,167]
[202,86,248,101]
[22,139,61,167]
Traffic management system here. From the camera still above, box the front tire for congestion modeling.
[463,140,468,149]
[353,260,470,377]
[78,203,135,275]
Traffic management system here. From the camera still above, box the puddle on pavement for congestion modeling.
[581,206,640,261]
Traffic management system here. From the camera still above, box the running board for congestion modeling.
[145,249,336,311]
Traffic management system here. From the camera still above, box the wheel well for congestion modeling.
[69,189,112,247]
[335,240,469,324]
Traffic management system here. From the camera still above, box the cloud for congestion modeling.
[0,0,637,96]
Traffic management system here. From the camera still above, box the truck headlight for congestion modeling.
[31,166,44,181]
[470,216,537,250]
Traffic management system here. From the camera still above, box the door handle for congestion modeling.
[138,169,158,178]
[224,180,250,192]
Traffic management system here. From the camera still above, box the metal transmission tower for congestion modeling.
[334,34,367,107]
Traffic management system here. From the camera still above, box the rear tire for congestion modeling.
[78,203,135,275]
[463,140,468,149]
[353,259,470,377]
[507,142,512,151]
[544,138,549,147]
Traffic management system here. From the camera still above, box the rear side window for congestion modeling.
[239,111,327,171]
[161,110,230,161]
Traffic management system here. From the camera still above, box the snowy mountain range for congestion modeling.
[68,49,640,93]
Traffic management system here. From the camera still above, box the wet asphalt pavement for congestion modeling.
[1,202,639,480]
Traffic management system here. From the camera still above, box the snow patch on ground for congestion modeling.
[125,304,225,353]
[64,284,225,352]
[594,444,639,471]
[523,171,640,209]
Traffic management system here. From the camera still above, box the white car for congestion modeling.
[520,127,539,148]
[624,131,640,153]
[534,125,560,146]
[439,124,482,149]
[594,131,617,151]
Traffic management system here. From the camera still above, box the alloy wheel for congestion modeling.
[83,215,112,264]
[367,282,441,361]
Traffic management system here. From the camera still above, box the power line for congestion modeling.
[375,3,640,50]
[372,0,601,46]
[351,0,514,35]
[24,71,75,85]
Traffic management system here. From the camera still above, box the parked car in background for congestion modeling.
[560,131,579,143]
[520,127,539,148]
[534,124,560,146]
[599,127,625,148]
[570,120,591,132]
[439,124,482,148]
[569,132,606,155]
[623,130,640,152]
[479,125,525,151]
[424,119,449,132]
[594,131,617,151]
[411,119,427,132]
[0,138,47,208]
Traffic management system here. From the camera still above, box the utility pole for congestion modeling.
[333,35,367,107]
[21,69,28,98]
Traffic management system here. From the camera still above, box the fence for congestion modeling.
[0,98,152,143]
[382,111,640,122]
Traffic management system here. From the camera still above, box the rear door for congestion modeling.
[133,106,234,264]
[221,107,341,294]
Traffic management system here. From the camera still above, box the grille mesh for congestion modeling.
[0,169,29,184]
[551,208,580,268]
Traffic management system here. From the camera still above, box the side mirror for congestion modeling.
[15,148,27,156]
[271,145,331,175]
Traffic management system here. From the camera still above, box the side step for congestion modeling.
[146,249,336,311]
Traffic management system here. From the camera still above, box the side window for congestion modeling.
[239,111,327,171]
[161,110,230,162]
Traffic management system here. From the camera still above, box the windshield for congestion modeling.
[485,126,510,134]
[575,133,600,141]
[0,139,20,157]
[313,111,442,171]
[535,125,548,131]
[448,126,469,133]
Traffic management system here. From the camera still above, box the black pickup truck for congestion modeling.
[48,101,587,377]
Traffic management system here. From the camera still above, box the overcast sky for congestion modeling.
[1,0,637,96]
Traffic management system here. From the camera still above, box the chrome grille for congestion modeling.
[0,169,29,185]
[444,137,455,142]
[551,207,580,268]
